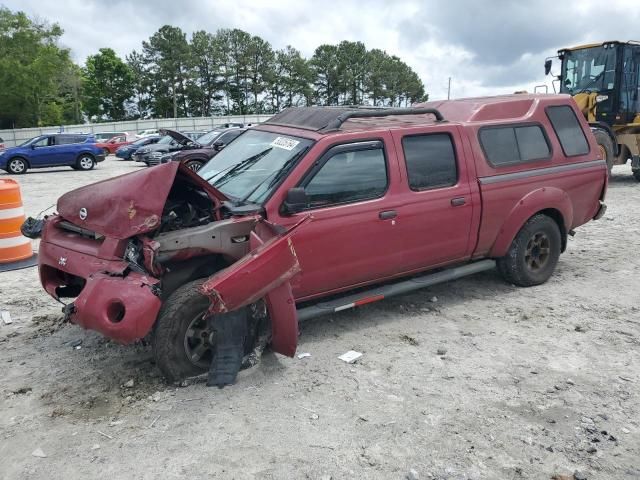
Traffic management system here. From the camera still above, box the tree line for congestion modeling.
[0,7,428,128]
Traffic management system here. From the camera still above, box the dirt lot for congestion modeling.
[1,158,639,480]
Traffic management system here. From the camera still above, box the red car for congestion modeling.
[31,94,607,385]
[95,135,132,155]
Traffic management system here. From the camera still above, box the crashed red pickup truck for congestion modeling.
[31,94,607,386]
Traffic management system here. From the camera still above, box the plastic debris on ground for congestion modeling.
[338,350,363,364]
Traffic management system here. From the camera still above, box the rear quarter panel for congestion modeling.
[465,97,607,258]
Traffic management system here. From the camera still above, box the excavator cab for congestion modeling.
[546,41,640,180]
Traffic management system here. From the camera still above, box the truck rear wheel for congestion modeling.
[153,279,213,382]
[497,214,561,287]
[593,129,614,175]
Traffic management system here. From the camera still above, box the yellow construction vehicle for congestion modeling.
[544,41,640,180]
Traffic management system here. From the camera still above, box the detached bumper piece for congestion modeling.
[207,309,248,388]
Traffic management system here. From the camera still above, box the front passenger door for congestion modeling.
[29,136,57,166]
[281,140,404,299]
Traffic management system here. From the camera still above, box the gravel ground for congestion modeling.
[1,158,639,480]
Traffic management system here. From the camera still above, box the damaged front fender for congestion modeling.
[199,215,311,357]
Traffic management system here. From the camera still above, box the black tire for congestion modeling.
[634,170,640,182]
[184,159,205,172]
[497,214,561,287]
[76,154,95,171]
[6,157,27,174]
[103,148,110,157]
[153,279,212,382]
[593,129,614,176]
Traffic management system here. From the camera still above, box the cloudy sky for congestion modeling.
[5,0,640,100]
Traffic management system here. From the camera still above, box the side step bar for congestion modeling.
[297,260,496,322]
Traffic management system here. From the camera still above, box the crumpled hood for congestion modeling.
[57,162,227,240]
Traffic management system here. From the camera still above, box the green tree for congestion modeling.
[310,44,340,105]
[268,46,312,111]
[141,25,191,118]
[0,7,80,128]
[83,48,135,121]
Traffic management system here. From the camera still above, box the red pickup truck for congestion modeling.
[32,94,607,385]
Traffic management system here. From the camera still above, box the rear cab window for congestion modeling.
[401,133,458,190]
[479,124,551,167]
[545,105,590,156]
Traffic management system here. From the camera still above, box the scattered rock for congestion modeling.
[574,324,587,333]
[31,448,47,458]
[436,348,447,356]
[574,471,587,480]
[429,296,438,303]
[406,468,420,480]
[621,427,630,434]
[586,446,597,454]
[91,444,100,450]
[69,339,83,348]
[297,352,311,359]
[309,413,319,420]
[400,334,419,346]
[566,378,575,386]
[12,386,32,395]
[123,379,135,389]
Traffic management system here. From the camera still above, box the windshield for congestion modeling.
[157,135,174,145]
[19,135,45,147]
[199,130,313,204]
[196,130,223,145]
[561,46,617,94]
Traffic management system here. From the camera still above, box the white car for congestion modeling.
[135,129,160,139]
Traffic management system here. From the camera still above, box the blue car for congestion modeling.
[115,136,161,160]
[0,133,105,174]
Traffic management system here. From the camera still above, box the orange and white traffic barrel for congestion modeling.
[0,178,33,265]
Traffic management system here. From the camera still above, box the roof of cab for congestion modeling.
[259,94,572,136]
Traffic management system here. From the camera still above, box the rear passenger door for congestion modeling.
[391,126,475,272]
[53,135,83,165]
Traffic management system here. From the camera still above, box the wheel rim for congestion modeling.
[183,313,215,368]
[9,159,25,173]
[524,232,551,271]
[187,162,202,172]
[80,156,93,169]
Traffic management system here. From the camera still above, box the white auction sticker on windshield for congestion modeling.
[270,136,300,151]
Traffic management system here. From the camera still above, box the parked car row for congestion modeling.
[132,127,245,171]
[0,125,247,174]
[0,133,105,174]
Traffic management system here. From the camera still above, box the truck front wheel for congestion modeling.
[153,279,214,382]
[497,214,561,287]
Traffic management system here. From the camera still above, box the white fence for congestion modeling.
[0,114,274,147]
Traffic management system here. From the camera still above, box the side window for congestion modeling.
[479,125,550,166]
[220,130,243,144]
[33,137,50,147]
[546,106,590,156]
[56,135,81,145]
[304,146,387,208]
[402,133,457,190]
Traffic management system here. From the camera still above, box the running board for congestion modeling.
[296,260,496,322]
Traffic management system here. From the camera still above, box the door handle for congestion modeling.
[379,210,397,220]
[450,197,466,207]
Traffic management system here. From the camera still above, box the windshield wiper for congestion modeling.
[203,148,273,187]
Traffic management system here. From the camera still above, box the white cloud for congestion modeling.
[4,0,639,100]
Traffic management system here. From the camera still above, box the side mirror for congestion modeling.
[283,187,308,214]
[213,141,225,151]
[544,59,552,76]
[31,144,36,149]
